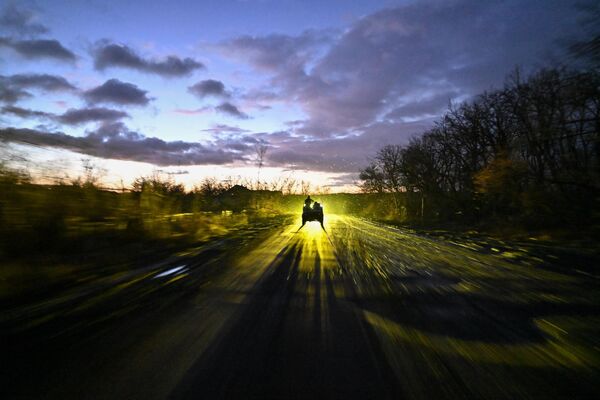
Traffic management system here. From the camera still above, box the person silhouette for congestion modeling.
[312,202,324,229]
[304,195,313,208]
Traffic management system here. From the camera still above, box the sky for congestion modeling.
[0,0,591,191]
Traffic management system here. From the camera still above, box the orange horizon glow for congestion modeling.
[5,143,360,193]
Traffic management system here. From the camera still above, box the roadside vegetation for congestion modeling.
[359,67,600,239]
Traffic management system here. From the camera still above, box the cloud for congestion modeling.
[241,89,280,103]
[0,124,243,166]
[2,105,53,119]
[0,84,30,104]
[326,173,358,187]
[223,0,584,144]
[6,73,76,91]
[0,73,76,105]
[237,88,281,111]
[83,79,151,106]
[58,107,129,125]
[384,90,459,121]
[212,133,259,153]
[173,104,249,118]
[2,105,129,126]
[0,3,49,35]
[201,124,250,134]
[172,107,211,115]
[93,42,204,77]
[257,119,433,173]
[222,29,333,72]
[0,37,76,61]
[215,102,249,119]
[2,0,588,179]
[188,79,229,98]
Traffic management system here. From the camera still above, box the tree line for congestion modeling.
[359,68,600,230]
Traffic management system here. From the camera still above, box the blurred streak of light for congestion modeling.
[154,265,188,278]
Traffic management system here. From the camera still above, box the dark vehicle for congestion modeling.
[302,201,324,226]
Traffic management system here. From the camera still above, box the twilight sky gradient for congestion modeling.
[0,0,590,191]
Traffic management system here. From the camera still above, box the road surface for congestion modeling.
[1,215,599,399]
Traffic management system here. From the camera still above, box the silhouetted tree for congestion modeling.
[360,67,600,227]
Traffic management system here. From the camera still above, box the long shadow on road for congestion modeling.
[172,235,398,399]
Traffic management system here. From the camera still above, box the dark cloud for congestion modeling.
[58,108,129,125]
[188,79,229,98]
[215,102,249,119]
[7,73,76,91]
[0,4,48,35]
[1,105,129,126]
[93,42,204,77]
[0,124,242,166]
[0,73,76,104]
[83,79,151,106]
[0,37,76,61]
[212,133,259,153]
[2,105,53,119]
[0,83,30,104]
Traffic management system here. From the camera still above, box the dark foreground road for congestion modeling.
[2,215,599,399]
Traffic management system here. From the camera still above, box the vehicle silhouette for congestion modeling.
[301,201,324,228]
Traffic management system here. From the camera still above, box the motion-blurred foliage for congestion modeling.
[0,166,287,260]
[0,154,407,262]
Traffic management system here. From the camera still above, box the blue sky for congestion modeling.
[0,0,591,191]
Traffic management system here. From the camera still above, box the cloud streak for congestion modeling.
[1,105,53,119]
[201,124,250,134]
[0,37,76,61]
[4,73,76,91]
[93,42,204,77]
[1,124,244,166]
[0,73,76,105]
[59,108,129,125]
[2,105,129,126]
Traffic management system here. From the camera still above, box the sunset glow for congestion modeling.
[1,0,589,191]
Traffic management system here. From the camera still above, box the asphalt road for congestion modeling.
[1,215,599,399]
